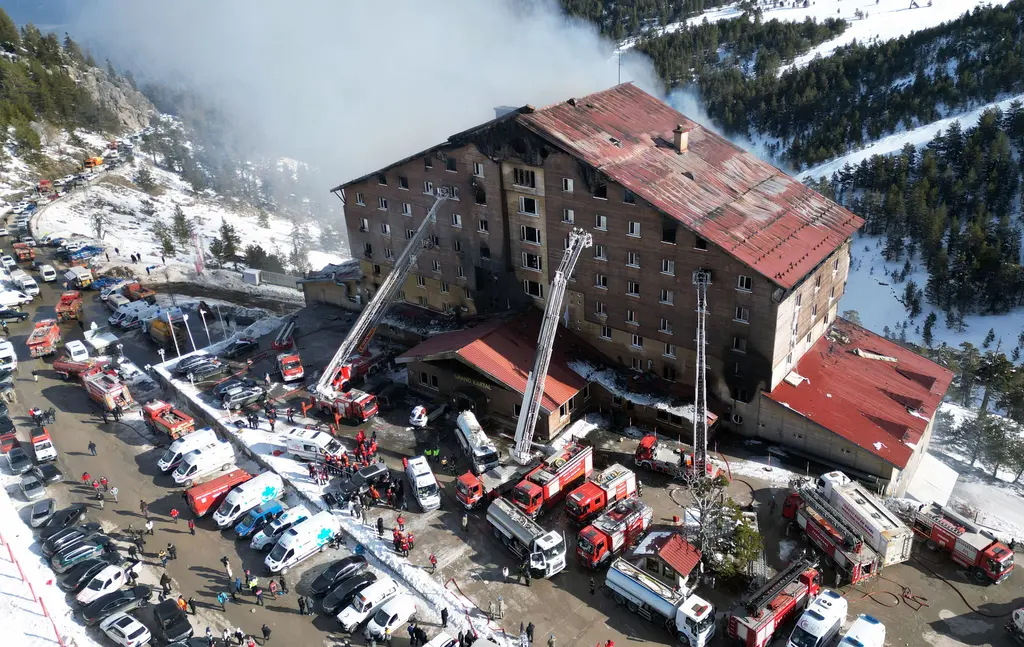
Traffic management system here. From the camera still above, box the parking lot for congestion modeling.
[1,243,1021,647]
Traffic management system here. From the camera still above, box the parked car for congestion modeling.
[65,340,89,362]
[31,463,64,484]
[220,337,259,359]
[212,376,258,398]
[187,361,229,383]
[0,256,14,269]
[99,612,152,647]
[310,555,369,596]
[76,564,129,605]
[173,355,210,376]
[79,585,152,626]
[6,445,32,474]
[234,500,284,539]
[222,385,266,410]
[152,598,194,643]
[320,572,376,615]
[20,472,46,500]
[58,554,124,593]
[366,595,417,640]
[338,463,391,501]
[52,537,113,572]
[38,504,87,539]
[29,498,57,527]
[42,522,103,556]
[0,307,29,322]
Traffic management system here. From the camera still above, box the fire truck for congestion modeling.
[143,400,196,440]
[277,352,305,382]
[912,502,1014,584]
[26,319,62,357]
[576,498,653,568]
[634,433,719,480]
[82,368,135,412]
[510,443,593,518]
[315,389,378,423]
[783,488,879,584]
[12,243,35,262]
[816,471,913,566]
[53,357,110,381]
[565,463,637,525]
[55,291,84,322]
[727,559,821,647]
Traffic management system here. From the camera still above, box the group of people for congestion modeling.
[101,403,126,423]
[29,406,56,425]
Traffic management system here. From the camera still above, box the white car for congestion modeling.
[20,237,35,247]
[0,256,14,269]
[39,264,57,281]
[63,241,85,253]
[366,595,417,639]
[0,228,7,237]
[76,564,127,605]
[65,340,89,362]
[99,613,151,647]
[0,290,31,307]
[409,406,428,428]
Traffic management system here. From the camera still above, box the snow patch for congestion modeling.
[569,360,700,424]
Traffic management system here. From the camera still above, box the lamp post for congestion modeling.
[182,313,197,353]
[199,309,212,347]
[166,311,182,358]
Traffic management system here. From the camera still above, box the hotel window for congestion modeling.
[600,326,612,340]
[737,275,752,292]
[627,282,640,297]
[627,221,640,237]
[735,307,749,323]
[660,289,674,305]
[662,259,675,275]
[627,252,640,268]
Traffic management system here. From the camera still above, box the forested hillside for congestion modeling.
[559,0,730,39]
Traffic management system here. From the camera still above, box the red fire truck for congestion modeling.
[634,433,720,480]
[315,389,378,423]
[12,243,35,262]
[26,319,61,357]
[186,469,252,516]
[912,502,1014,584]
[277,352,305,382]
[565,463,637,525]
[783,489,879,585]
[53,357,110,381]
[727,559,821,647]
[511,444,593,518]
[82,368,135,412]
[55,291,83,322]
[143,400,196,440]
[576,498,653,568]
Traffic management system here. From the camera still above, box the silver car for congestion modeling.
[20,473,47,501]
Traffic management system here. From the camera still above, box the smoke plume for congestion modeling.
[74,0,660,188]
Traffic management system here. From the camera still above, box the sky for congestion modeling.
[68,0,661,189]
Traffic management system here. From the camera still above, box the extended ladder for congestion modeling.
[743,557,815,615]
[801,487,863,551]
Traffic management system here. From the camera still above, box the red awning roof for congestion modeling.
[763,320,954,469]
[656,534,702,578]
[517,84,863,288]
[397,314,587,413]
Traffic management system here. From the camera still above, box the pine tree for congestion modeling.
[212,220,241,268]
[171,205,193,248]
[256,209,270,229]
[983,328,996,349]
[152,221,175,257]
[922,312,937,348]
[0,9,20,52]
[134,167,156,192]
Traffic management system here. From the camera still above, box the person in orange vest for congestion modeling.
[355,430,365,445]
[399,535,410,557]
[368,485,379,502]
[341,452,350,468]
[396,514,405,531]
[407,532,415,550]
[368,440,378,456]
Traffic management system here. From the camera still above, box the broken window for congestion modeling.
[594,180,608,199]
[513,168,536,188]
[523,280,543,298]
[446,157,457,172]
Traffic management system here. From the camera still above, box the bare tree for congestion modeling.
[90,210,112,240]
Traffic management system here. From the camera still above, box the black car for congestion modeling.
[220,338,258,359]
[320,572,376,615]
[0,308,29,323]
[57,553,124,593]
[31,463,64,484]
[187,361,229,383]
[0,415,18,437]
[153,598,194,643]
[212,377,257,398]
[79,585,152,626]
[338,463,391,501]
[42,522,102,557]
[173,355,211,376]
[38,504,86,539]
[310,555,369,596]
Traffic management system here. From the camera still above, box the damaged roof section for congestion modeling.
[299,259,362,284]
[763,319,954,468]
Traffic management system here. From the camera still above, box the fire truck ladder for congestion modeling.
[691,270,710,475]
[511,228,593,465]
[273,318,296,348]
[315,189,450,398]
[742,557,815,615]
[800,487,863,551]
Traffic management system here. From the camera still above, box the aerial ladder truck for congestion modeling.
[454,228,594,508]
[312,189,451,423]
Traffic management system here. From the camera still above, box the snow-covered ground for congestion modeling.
[0,483,104,647]
[799,92,1024,180]
[840,234,1019,350]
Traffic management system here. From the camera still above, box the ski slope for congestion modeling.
[799,92,1024,180]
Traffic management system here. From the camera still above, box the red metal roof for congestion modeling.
[656,534,702,578]
[763,319,954,469]
[397,314,587,413]
[518,84,863,288]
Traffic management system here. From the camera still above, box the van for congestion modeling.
[108,302,140,327]
[31,428,57,462]
[157,428,218,472]
[0,340,17,372]
[286,429,345,462]
[405,455,441,511]
[186,469,252,517]
[234,501,285,539]
[172,441,236,486]
[11,270,38,296]
[264,511,341,573]
[251,505,312,551]
[212,472,284,528]
[39,265,57,282]
[106,294,131,313]
[336,577,400,632]
[788,590,848,647]
[455,411,500,475]
[121,304,161,331]
[0,289,31,307]
[63,266,93,288]
[839,615,885,647]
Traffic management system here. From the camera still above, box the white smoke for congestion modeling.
[74,0,661,186]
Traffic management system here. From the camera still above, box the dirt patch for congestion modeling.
[98,175,138,190]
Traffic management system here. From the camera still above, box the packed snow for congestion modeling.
[569,360,701,424]
[799,92,1024,180]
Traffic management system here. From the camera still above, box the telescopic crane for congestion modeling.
[511,228,592,464]
[315,188,450,399]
